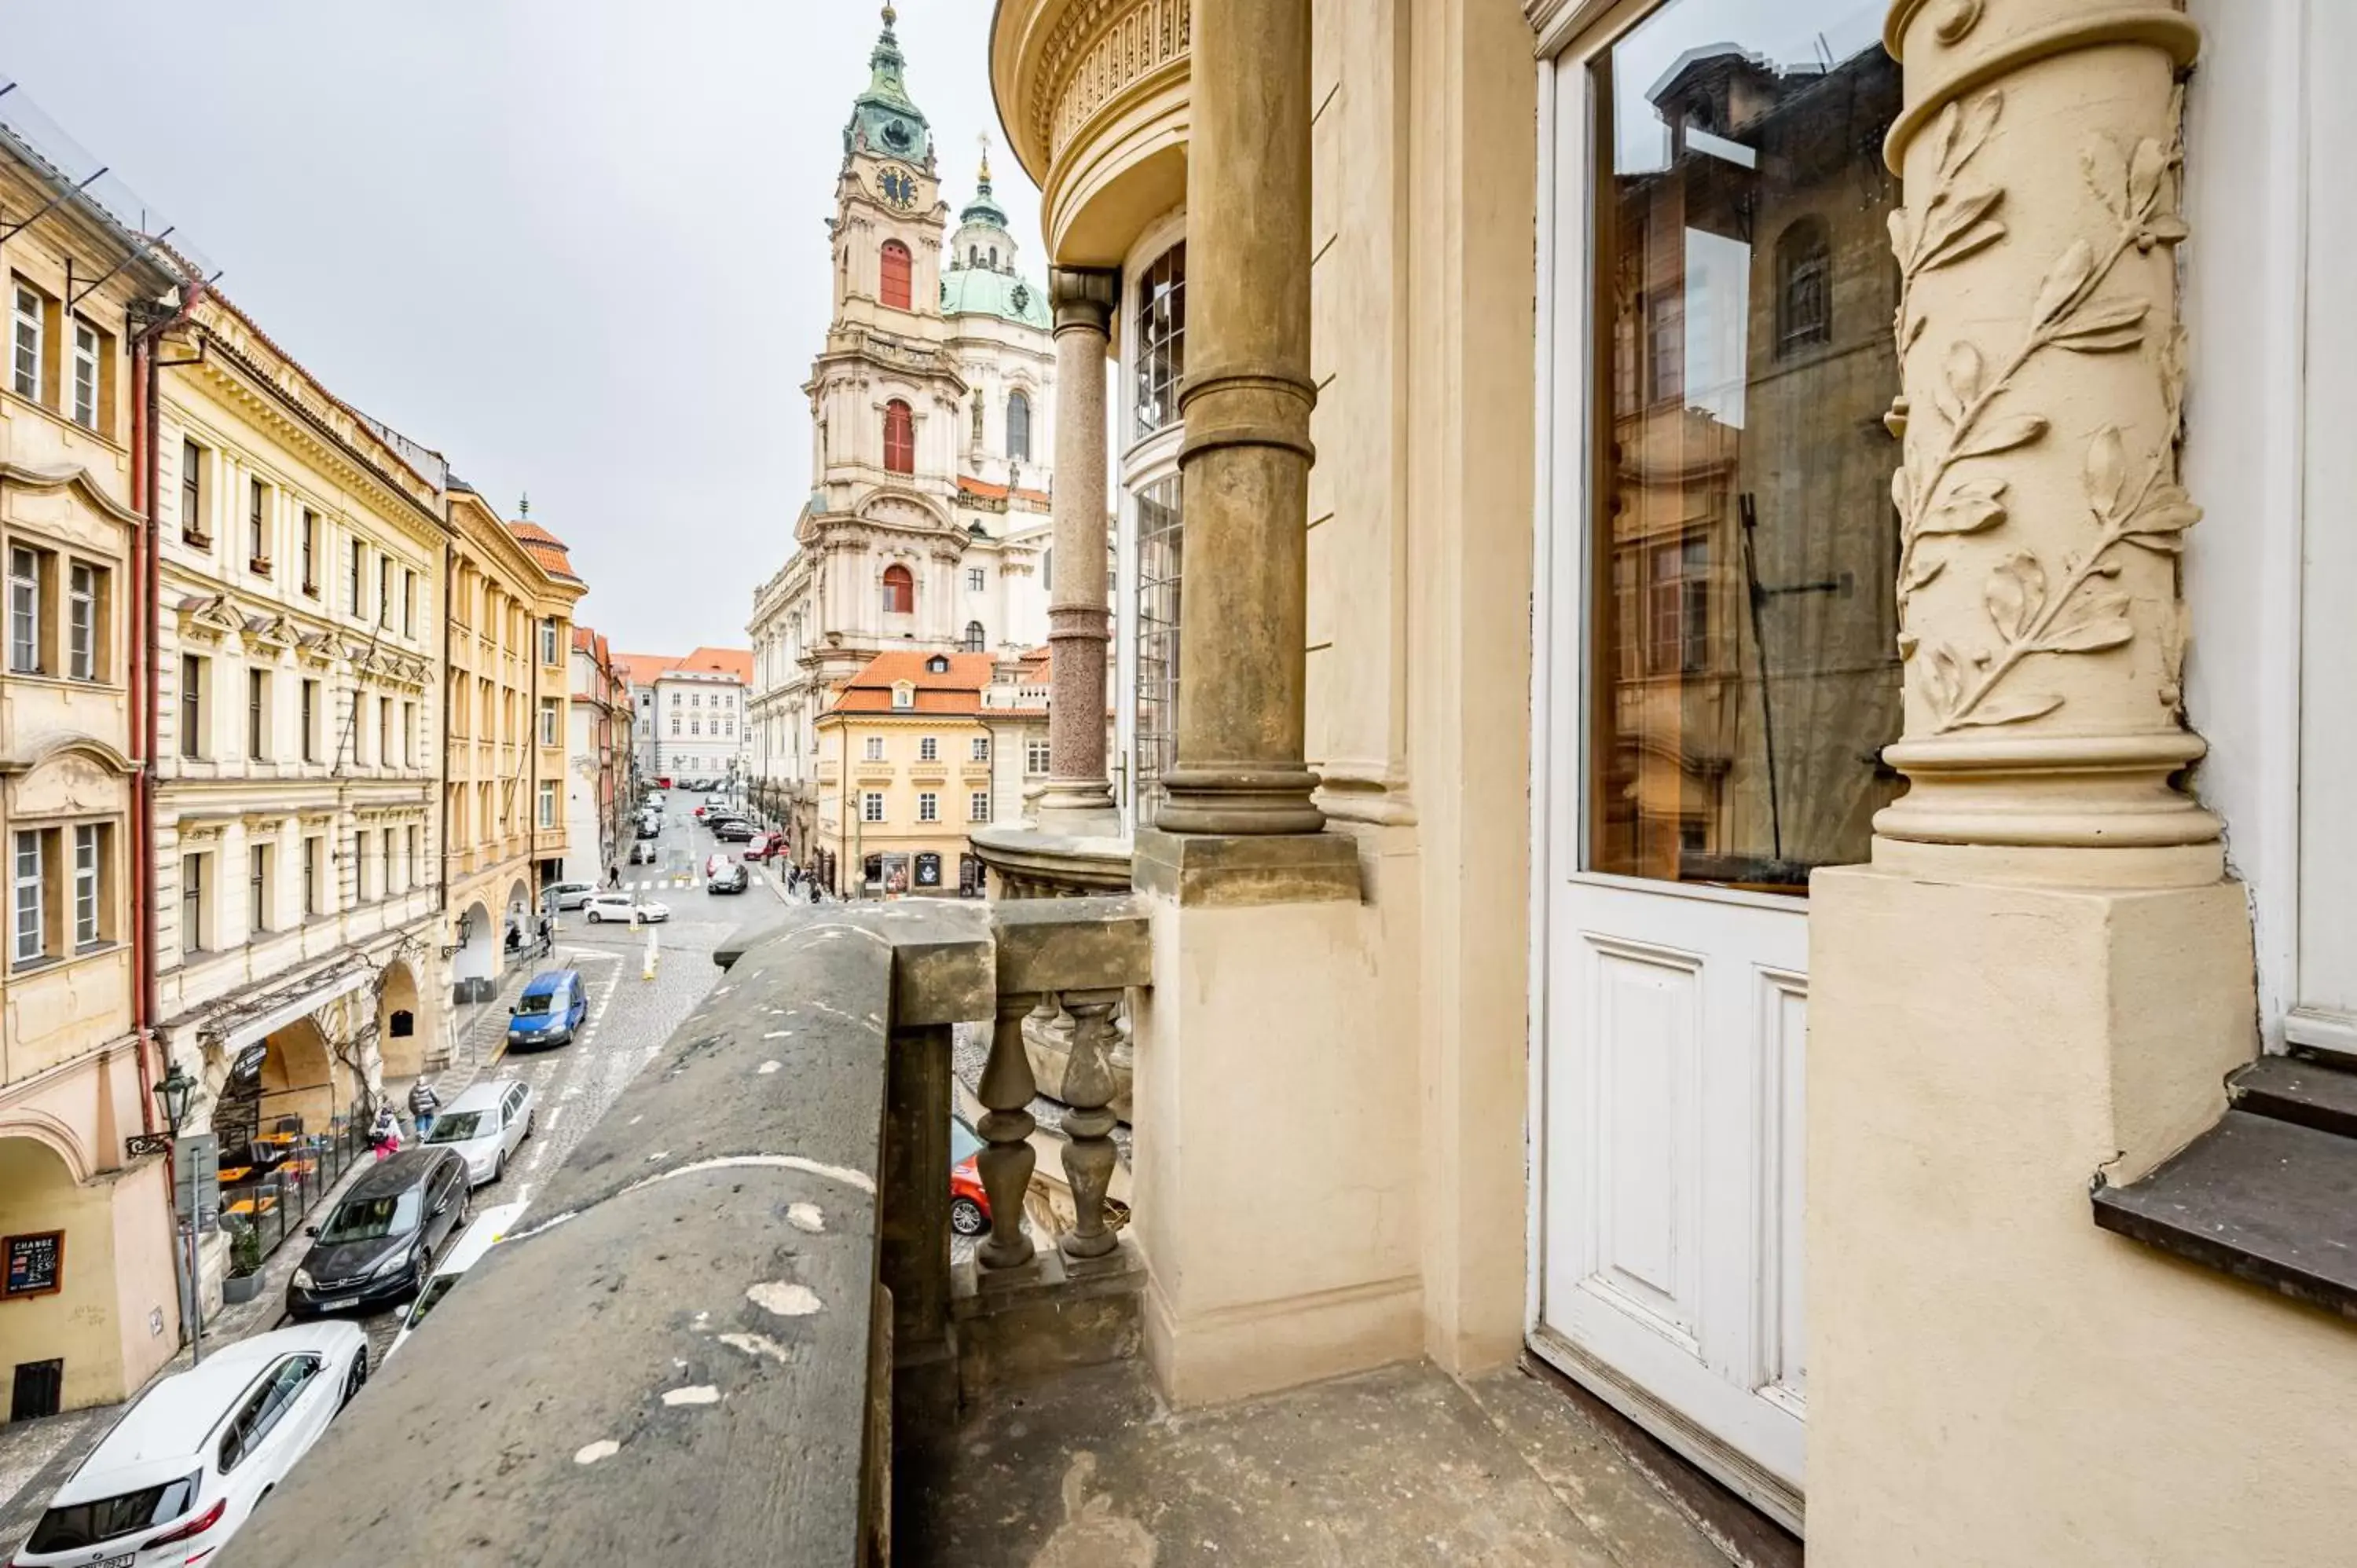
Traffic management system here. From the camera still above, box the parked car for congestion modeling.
[15,1323,369,1568]
[423,1079,537,1185]
[285,1149,471,1317]
[629,840,657,866]
[708,862,750,895]
[505,969,585,1050]
[742,833,783,862]
[542,880,596,911]
[705,793,729,808]
[712,819,756,843]
[950,1115,990,1236]
[635,819,660,840]
[584,893,669,924]
[387,1201,527,1363]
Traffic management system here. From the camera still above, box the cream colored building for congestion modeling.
[0,110,190,1416]
[812,650,995,897]
[747,12,1054,859]
[986,0,2357,1559]
[438,485,581,1020]
[153,291,446,1160]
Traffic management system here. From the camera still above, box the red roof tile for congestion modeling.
[824,650,997,716]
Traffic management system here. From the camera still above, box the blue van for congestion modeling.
[506,969,586,1050]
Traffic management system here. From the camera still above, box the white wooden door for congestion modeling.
[1535,877,1808,1522]
[1529,0,1904,1536]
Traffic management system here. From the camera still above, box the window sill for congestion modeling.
[183,531,213,550]
[249,558,273,577]
[2091,1054,2357,1322]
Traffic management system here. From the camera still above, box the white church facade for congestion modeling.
[747,6,1054,858]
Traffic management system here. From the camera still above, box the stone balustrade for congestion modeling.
[226,896,1152,1566]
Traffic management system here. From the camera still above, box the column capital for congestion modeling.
[1048,266,1120,335]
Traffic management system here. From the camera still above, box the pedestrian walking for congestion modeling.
[371,1104,403,1160]
[607,864,622,889]
[408,1078,442,1141]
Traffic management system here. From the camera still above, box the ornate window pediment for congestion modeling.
[174,593,245,646]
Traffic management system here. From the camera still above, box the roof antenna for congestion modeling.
[518,492,530,518]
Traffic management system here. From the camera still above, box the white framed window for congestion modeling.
[11,284,42,401]
[249,843,270,934]
[967,567,985,592]
[971,737,989,761]
[970,791,991,822]
[892,682,915,710]
[919,736,938,761]
[69,320,97,429]
[303,836,321,915]
[1025,738,1051,775]
[862,791,886,823]
[918,791,939,823]
[865,736,885,761]
[540,698,559,746]
[13,830,43,963]
[72,824,99,948]
[301,680,319,762]
[403,570,416,636]
[541,617,559,663]
[537,780,557,827]
[181,852,204,953]
[402,701,415,765]
[67,562,96,680]
[9,546,39,673]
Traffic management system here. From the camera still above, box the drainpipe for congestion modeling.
[527,615,541,898]
[126,328,156,1140]
[438,541,453,936]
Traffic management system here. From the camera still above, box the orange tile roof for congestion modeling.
[956,474,1051,507]
[825,650,997,716]
[507,520,582,584]
[614,647,752,685]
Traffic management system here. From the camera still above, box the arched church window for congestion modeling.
[962,621,986,653]
[988,247,999,269]
[883,399,915,474]
[1776,218,1831,354]
[970,246,980,267]
[882,564,915,616]
[1006,390,1032,463]
[880,241,913,310]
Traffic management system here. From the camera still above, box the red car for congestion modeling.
[950,1116,991,1236]
[742,833,783,863]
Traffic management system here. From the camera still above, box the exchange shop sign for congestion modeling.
[3,1231,64,1299]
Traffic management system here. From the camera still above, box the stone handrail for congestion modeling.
[227,901,995,1568]
[225,896,1152,1567]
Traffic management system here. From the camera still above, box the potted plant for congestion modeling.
[221,1215,265,1305]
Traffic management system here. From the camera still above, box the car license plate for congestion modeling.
[95,1553,134,1568]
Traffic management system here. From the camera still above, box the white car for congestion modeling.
[420,1079,535,1186]
[583,892,669,924]
[16,1322,368,1567]
[541,881,596,911]
[387,1201,527,1363]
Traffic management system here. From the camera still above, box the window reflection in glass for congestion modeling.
[1133,475,1182,826]
[1134,245,1186,438]
[1587,0,1901,893]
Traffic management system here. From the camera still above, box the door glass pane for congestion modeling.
[1133,474,1182,827]
[1586,0,1901,894]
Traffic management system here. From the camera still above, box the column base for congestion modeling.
[1133,826,1360,907]
[1029,779,1125,840]
[1155,766,1325,836]
[1806,862,2326,1566]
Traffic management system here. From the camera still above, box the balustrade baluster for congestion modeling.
[1058,987,1123,1260]
[976,991,1041,1269]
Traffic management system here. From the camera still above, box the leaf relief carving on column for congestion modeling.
[1886,86,2195,733]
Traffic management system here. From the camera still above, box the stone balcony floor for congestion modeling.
[900,1356,1747,1567]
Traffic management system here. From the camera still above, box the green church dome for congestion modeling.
[940,269,1050,330]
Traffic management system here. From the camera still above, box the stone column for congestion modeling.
[1033,266,1121,832]
[1875,0,2212,888]
[1812,7,2266,1559]
[1158,0,1322,837]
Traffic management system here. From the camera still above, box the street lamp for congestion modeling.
[129,1061,206,1365]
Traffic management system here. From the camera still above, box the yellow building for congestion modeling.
[153,288,448,1186]
[813,650,995,898]
[0,108,191,1415]
[438,487,581,1017]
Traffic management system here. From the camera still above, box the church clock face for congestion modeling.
[875,164,918,210]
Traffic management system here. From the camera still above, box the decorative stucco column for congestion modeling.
[1811,8,2277,1561]
[1157,0,1323,837]
[1034,266,1121,833]
[1874,0,2212,888]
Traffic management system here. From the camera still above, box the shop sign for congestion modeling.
[2,1231,64,1299]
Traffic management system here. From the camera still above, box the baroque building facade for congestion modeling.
[747,9,1054,866]
[0,115,189,1415]
[563,625,633,888]
[438,485,581,1015]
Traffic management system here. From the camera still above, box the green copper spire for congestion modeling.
[845,2,933,167]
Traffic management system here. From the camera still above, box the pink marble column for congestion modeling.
[1036,266,1120,830]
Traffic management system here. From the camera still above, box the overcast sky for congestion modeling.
[1,0,1039,654]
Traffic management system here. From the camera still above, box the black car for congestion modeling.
[711,818,756,842]
[285,1148,471,1317]
[707,862,750,894]
[636,819,660,839]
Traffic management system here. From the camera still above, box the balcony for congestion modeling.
[231,898,1736,1566]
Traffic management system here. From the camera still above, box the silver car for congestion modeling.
[422,1079,536,1186]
